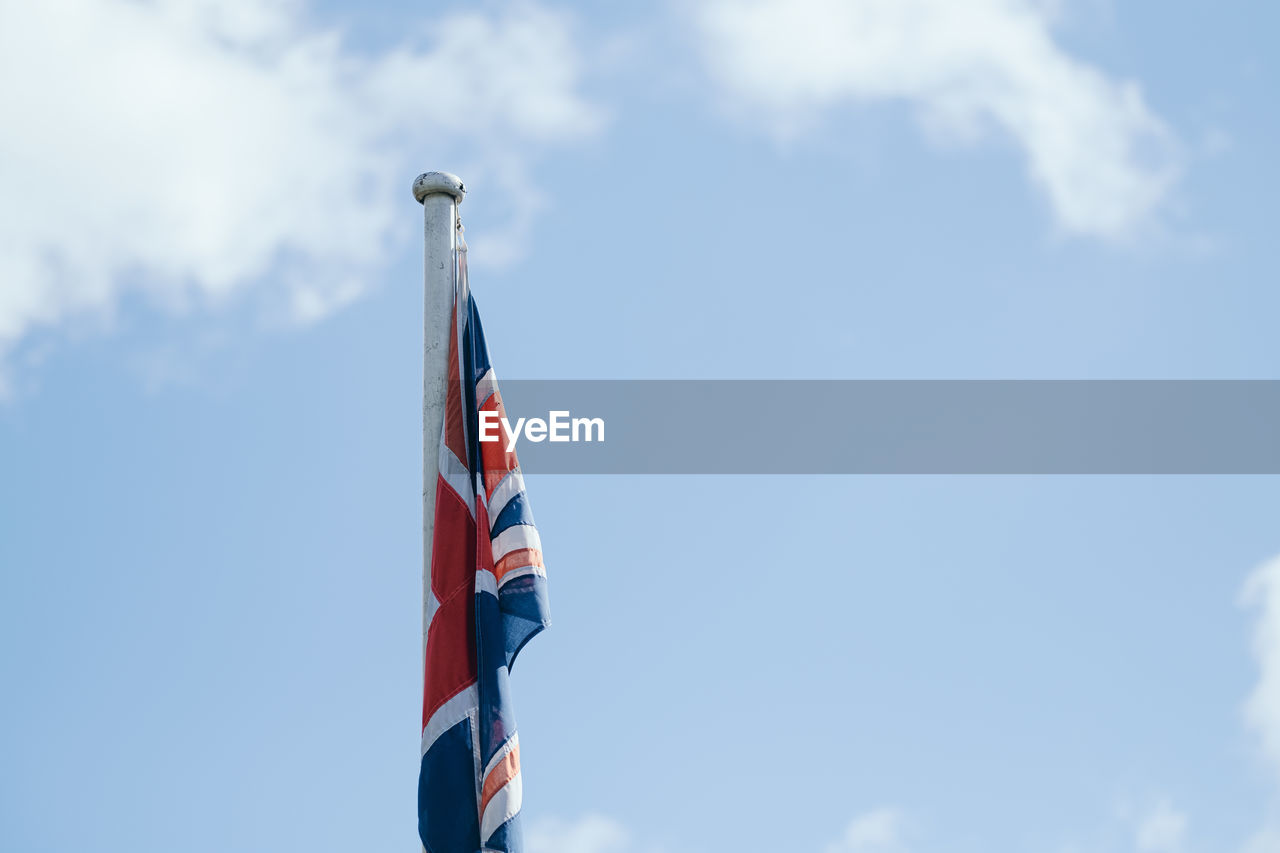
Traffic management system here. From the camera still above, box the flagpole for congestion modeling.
[413,170,465,665]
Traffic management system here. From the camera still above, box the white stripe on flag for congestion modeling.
[497,564,546,588]
[486,470,526,530]
[436,445,473,516]
[480,772,522,844]
[421,685,478,757]
[424,590,440,633]
[475,569,498,598]
[482,733,518,781]
[476,368,498,411]
[492,524,541,563]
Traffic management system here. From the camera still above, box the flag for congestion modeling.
[419,232,550,853]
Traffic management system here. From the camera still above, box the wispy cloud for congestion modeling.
[694,0,1181,242]
[1241,555,1280,850]
[526,814,640,853]
[825,808,909,853]
[0,0,600,392]
[1133,801,1188,853]
[528,809,909,853]
[1242,556,1280,781]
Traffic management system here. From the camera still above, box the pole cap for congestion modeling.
[412,171,466,204]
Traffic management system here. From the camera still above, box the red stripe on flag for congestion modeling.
[443,302,467,466]
[495,548,543,583]
[422,583,476,726]
[479,390,519,500]
[479,741,520,815]
[475,499,495,575]
[430,475,475,602]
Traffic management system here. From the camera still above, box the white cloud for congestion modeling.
[1242,827,1280,853]
[1134,801,1187,853]
[526,814,637,853]
[1242,555,1280,781]
[695,0,1181,241]
[1241,555,1280,850]
[0,0,600,392]
[825,808,909,853]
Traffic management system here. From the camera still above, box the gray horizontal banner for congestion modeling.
[486,381,1280,474]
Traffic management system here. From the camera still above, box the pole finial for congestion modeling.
[412,171,466,205]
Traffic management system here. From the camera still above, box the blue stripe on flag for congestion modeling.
[418,718,479,853]
[491,494,536,537]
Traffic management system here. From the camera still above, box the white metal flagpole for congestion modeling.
[413,170,465,663]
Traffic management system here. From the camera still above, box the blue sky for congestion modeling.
[2,2,1279,852]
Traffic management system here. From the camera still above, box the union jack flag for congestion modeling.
[419,235,550,853]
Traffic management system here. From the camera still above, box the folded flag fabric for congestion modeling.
[419,235,551,853]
